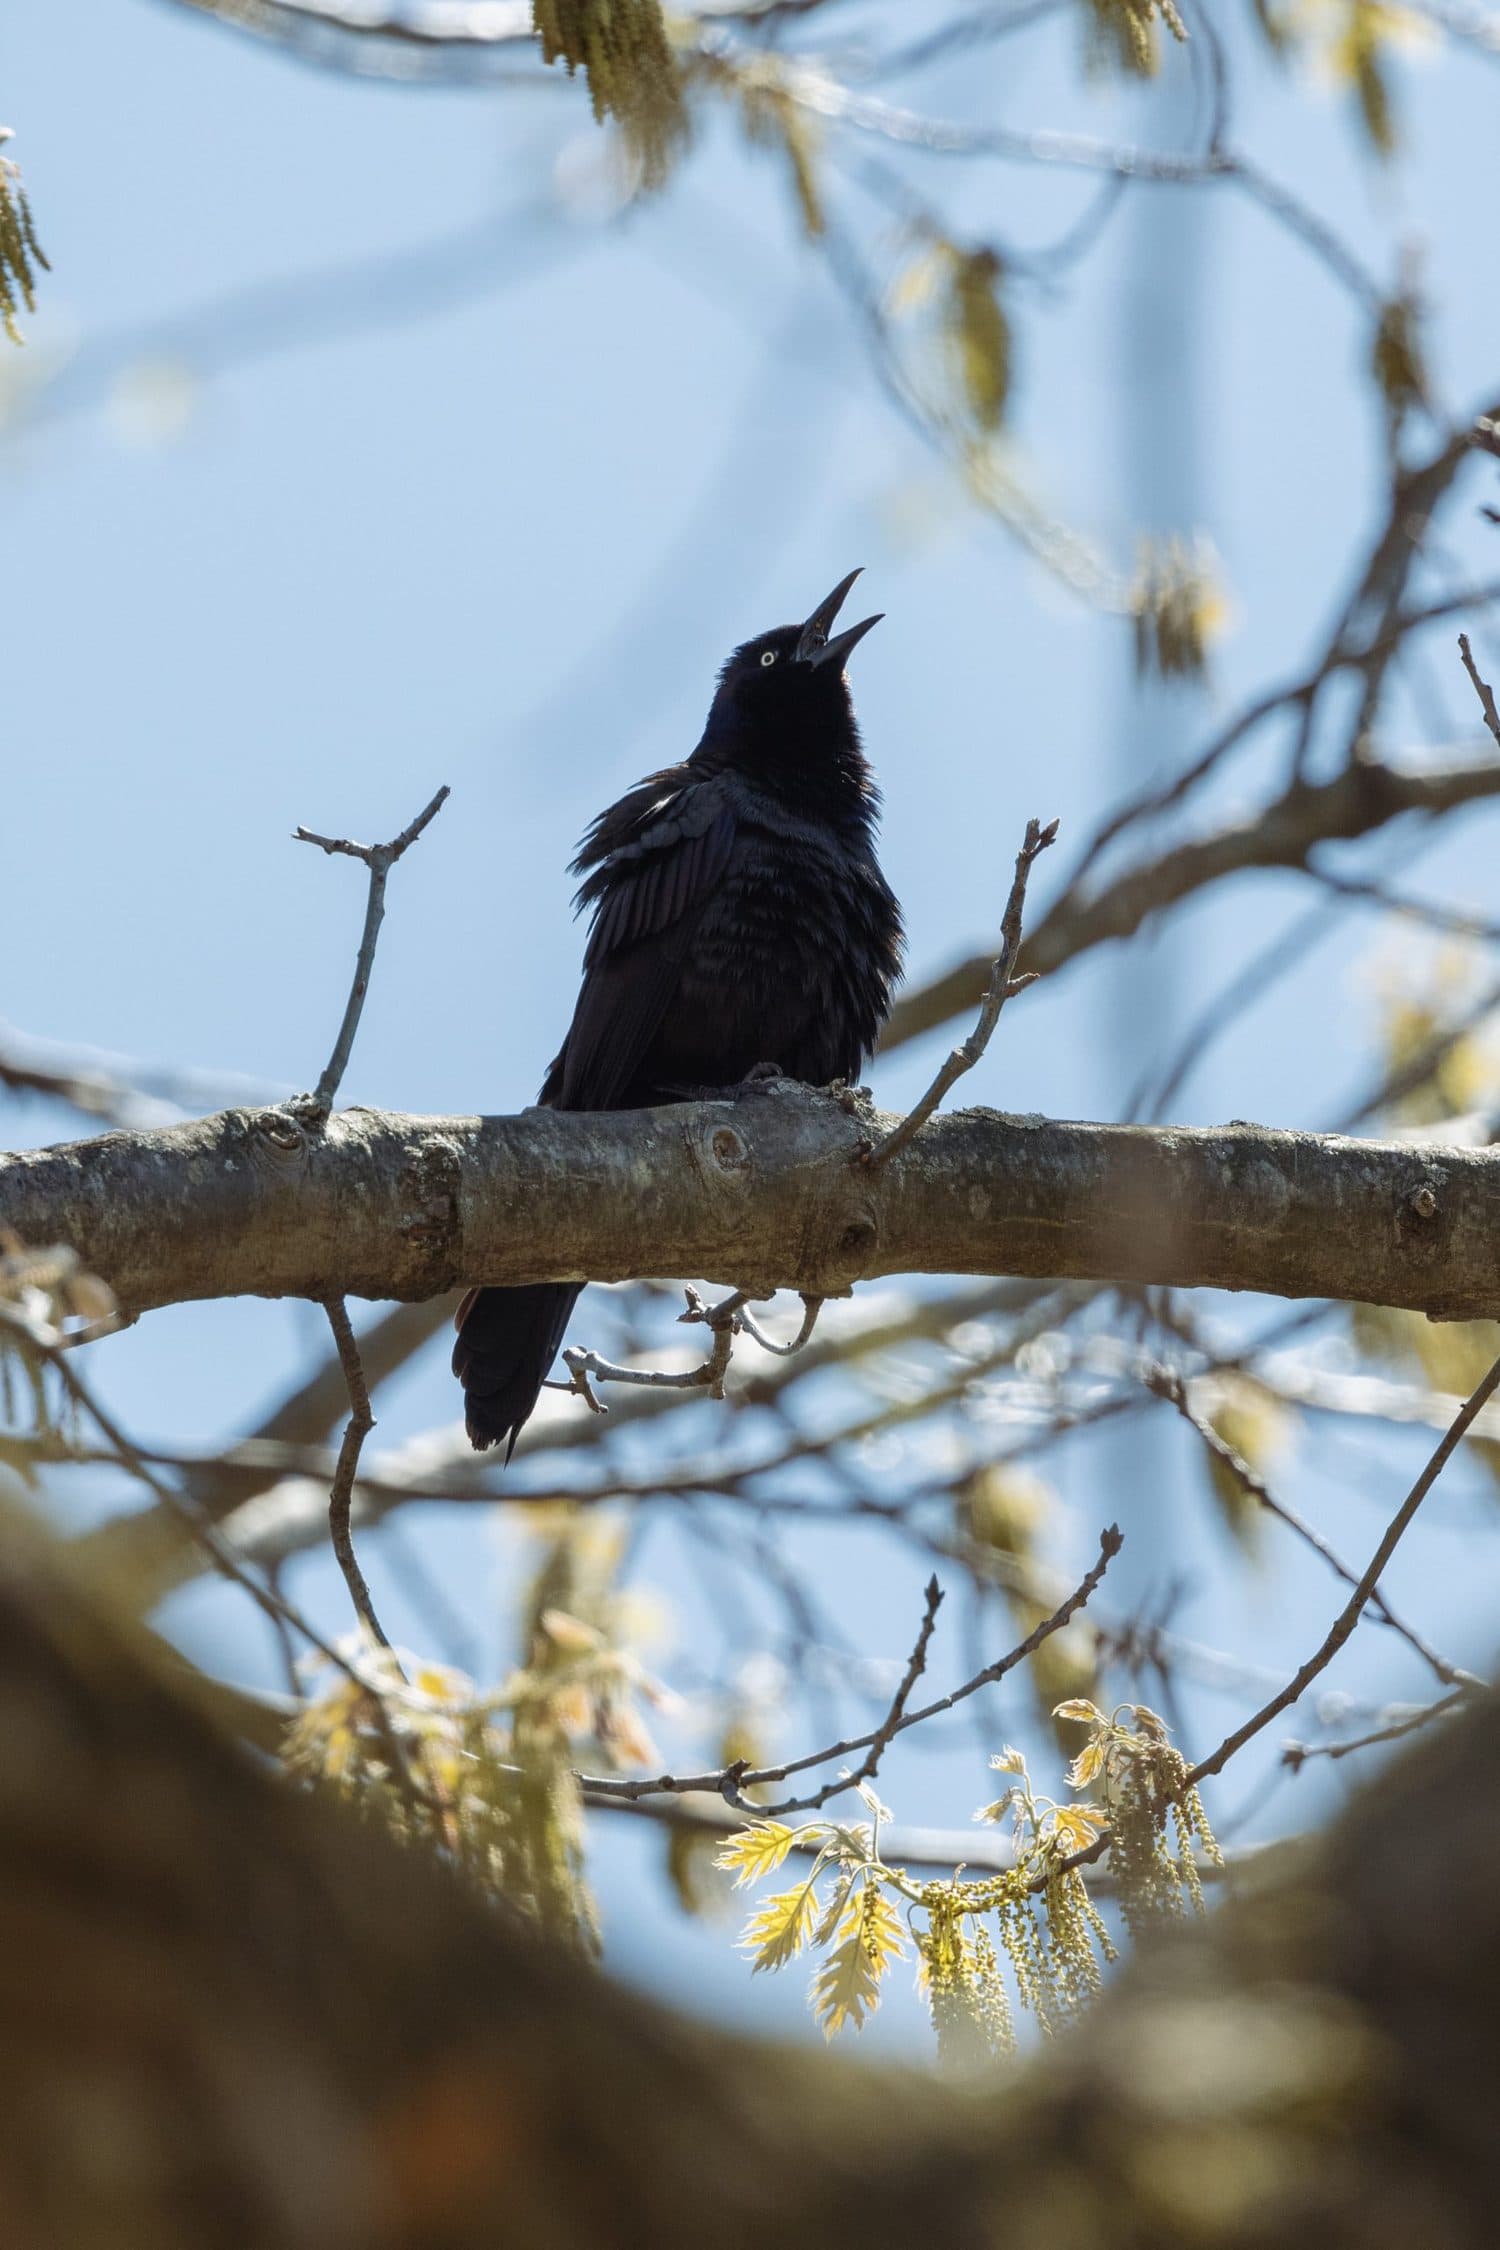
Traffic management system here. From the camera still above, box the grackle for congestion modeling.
[453,570,905,1454]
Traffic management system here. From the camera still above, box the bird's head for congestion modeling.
[706,569,883,754]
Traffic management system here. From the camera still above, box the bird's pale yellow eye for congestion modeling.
[760,649,777,667]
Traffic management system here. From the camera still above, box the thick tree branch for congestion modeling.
[7,1086,1500,1321]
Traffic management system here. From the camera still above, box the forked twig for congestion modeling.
[862,814,1058,1170]
[555,1288,826,1414]
[581,1523,1121,1815]
[294,783,450,1117]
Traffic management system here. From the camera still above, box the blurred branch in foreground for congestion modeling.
[0,1511,1495,2245]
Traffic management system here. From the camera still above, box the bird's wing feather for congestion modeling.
[545,776,737,1110]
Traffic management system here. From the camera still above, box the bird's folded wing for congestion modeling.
[545,777,737,1111]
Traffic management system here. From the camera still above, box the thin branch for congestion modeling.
[844,1574,943,1793]
[1144,1363,1482,1691]
[0,1299,444,1815]
[1037,1357,1500,1894]
[1459,630,1500,748]
[1336,969,1500,1132]
[557,1285,824,1410]
[863,815,1058,1170]
[1281,1690,1467,1771]
[321,1297,395,1650]
[1301,863,1500,945]
[73,1280,1050,1598]
[884,413,1500,1058]
[294,784,449,1118]
[0,1301,346,1670]
[579,1524,1122,1813]
[716,1290,824,1357]
[1185,1351,1500,1790]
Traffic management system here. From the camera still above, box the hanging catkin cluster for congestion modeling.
[0,131,47,346]
[1084,0,1189,75]
[532,0,688,189]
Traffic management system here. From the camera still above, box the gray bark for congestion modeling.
[4,1082,1499,1320]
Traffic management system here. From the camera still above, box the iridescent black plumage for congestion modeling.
[454,572,905,1454]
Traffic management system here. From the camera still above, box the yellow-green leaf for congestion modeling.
[1066,1739,1105,1789]
[810,1886,904,2037]
[742,1880,821,1973]
[715,1819,798,1888]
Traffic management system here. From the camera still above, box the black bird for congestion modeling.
[453,570,905,1455]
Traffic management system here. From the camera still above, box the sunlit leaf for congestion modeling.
[742,1880,822,1973]
[714,1820,798,1888]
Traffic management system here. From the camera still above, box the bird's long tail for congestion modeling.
[451,1281,582,1459]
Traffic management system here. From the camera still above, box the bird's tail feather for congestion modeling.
[452,1281,582,1460]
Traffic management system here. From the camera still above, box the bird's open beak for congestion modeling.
[796,568,883,670]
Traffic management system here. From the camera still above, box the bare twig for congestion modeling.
[863,815,1058,1170]
[558,1285,825,1412]
[321,1297,395,1651]
[1459,630,1500,748]
[580,1524,1121,1813]
[1281,1690,1467,1771]
[0,1300,346,1670]
[1144,1364,1483,1691]
[1301,863,1500,945]
[844,1574,943,1793]
[294,784,449,1118]
[704,1290,825,1358]
[1185,1351,1500,1790]
[0,1300,442,1815]
[1037,1359,1500,1893]
[1336,968,1500,1131]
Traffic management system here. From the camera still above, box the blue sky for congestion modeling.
[5,0,1500,2045]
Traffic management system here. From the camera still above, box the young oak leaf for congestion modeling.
[742,1880,822,1974]
[1050,1803,1112,1853]
[1066,1738,1105,1789]
[812,1886,906,2038]
[714,1819,798,1888]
